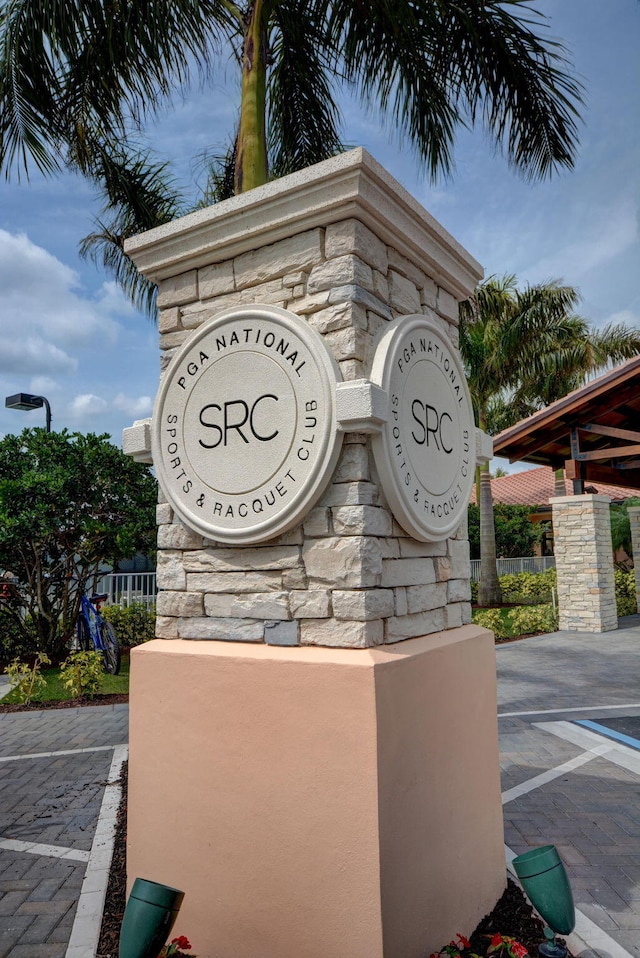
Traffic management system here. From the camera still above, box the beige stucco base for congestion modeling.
[127,626,505,957]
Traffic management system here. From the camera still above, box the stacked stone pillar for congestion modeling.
[627,506,640,612]
[551,494,617,632]
[123,149,505,958]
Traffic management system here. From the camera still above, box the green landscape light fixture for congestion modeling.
[5,392,52,432]
[118,877,185,958]
[512,845,575,957]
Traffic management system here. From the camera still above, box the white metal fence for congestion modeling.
[98,562,555,595]
[96,572,157,608]
[469,556,555,582]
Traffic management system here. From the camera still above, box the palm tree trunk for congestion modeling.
[235,0,268,193]
[478,460,502,607]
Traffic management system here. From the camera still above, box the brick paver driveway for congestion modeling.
[0,705,127,958]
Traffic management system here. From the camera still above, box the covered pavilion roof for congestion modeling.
[492,356,640,492]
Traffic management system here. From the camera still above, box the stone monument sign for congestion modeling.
[153,304,343,543]
[122,149,505,958]
[371,314,475,541]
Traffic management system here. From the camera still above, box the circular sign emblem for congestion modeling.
[152,305,343,544]
[371,315,475,541]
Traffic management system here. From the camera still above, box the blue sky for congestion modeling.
[0,0,638,476]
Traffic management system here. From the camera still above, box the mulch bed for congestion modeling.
[95,760,572,958]
[97,762,128,958]
[494,632,541,645]
[0,692,129,712]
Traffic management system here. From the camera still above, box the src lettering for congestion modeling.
[411,400,453,454]
[199,394,279,449]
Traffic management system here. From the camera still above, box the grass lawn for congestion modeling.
[2,654,129,705]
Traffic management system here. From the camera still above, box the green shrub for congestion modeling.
[102,603,155,647]
[473,608,511,640]
[614,570,637,617]
[0,613,40,669]
[615,569,635,598]
[470,579,479,603]
[508,603,558,636]
[5,652,50,704]
[499,569,556,603]
[60,650,104,699]
[473,603,558,639]
[617,595,637,617]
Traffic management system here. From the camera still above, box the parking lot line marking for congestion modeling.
[0,837,90,862]
[501,742,614,805]
[66,744,128,958]
[499,702,640,718]
[538,720,640,776]
[0,744,127,763]
[576,719,640,751]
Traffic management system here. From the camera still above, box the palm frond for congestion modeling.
[268,3,344,177]
[194,139,238,206]
[319,0,582,182]
[438,0,584,180]
[0,0,238,179]
[80,222,158,315]
[323,0,460,178]
[79,146,184,316]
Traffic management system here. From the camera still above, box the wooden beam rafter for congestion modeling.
[573,443,640,462]
[582,422,640,443]
[565,458,640,490]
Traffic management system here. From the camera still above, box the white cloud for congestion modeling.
[0,335,77,375]
[0,230,120,375]
[525,197,638,285]
[96,281,137,317]
[29,376,60,395]
[69,393,108,416]
[601,310,640,329]
[113,393,154,417]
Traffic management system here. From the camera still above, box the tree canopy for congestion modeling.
[0,429,157,659]
[0,1,584,310]
[459,275,640,606]
[468,503,543,560]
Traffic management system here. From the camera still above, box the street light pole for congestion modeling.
[4,393,52,432]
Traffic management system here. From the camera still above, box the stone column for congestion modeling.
[123,149,505,957]
[627,506,640,612]
[551,494,617,632]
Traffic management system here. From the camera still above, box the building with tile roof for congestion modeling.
[469,465,638,509]
[469,465,639,557]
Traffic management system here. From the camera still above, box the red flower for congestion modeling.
[172,936,192,950]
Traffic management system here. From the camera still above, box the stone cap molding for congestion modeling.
[123,148,482,300]
[550,494,613,504]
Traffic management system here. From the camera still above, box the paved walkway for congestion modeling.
[1,619,640,956]
[0,705,127,957]
[498,614,640,958]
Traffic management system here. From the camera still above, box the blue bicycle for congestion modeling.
[76,590,121,675]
